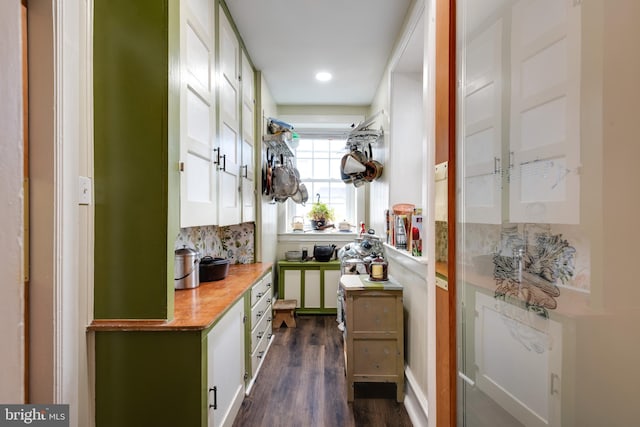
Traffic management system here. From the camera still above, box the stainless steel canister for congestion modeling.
[174,247,200,289]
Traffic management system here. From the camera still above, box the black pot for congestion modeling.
[199,256,230,282]
[313,244,336,262]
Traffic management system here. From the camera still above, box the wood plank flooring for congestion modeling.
[233,315,413,427]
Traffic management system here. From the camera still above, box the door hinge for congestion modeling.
[179,161,185,172]
[244,372,249,381]
[242,314,247,324]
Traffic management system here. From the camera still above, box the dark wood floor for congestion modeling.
[233,315,413,427]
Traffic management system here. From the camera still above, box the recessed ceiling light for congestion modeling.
[315,71,332,82]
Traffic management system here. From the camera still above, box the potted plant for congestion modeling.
[307,194,335,230]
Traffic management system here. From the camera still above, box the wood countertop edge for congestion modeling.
[88,262,272,332]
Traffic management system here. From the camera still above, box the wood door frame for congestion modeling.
[21,0,30,403]
[435,0,457,425]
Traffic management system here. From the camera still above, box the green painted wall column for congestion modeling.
[93,0,180,319]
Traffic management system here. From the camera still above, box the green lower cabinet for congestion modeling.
[277,260,341,314]
[95,330,206,427]
[94,298,246,427]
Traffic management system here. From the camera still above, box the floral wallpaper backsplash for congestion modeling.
[435,221,448,263]
[174,222,255,264]
[463,223,590,293]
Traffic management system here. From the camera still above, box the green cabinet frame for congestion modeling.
[93,0,180,320]
[277,260,341,314]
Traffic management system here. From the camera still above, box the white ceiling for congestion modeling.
[225,0,414,106]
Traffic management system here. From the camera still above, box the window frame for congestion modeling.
[285,135,357,232]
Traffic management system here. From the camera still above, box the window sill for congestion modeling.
[278,231,357,243]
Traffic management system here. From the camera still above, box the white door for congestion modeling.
[217,6,241,226]
[509,0,581,224]
[179,0,218,227]
[208,298,245,427]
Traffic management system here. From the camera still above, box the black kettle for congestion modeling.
[313,244,336,262]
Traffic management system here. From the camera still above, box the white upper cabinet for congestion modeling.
[179,0,218,227]
[460,0,581,225]
[217,6,242,226]
[508,0,581,224]
[462,20,504,224]
[241,51,256,223]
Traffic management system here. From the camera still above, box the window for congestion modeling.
[289,137,355,228]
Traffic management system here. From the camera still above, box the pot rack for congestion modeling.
[263,131,295,157]
[346,110,384,150]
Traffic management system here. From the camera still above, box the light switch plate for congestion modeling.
[79,176,92,205]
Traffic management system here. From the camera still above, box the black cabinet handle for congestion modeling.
[209,386,217,410]
[221,154,227,172]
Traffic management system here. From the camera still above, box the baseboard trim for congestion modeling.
[404,366,429,427]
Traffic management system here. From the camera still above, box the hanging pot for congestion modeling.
[364,143,384,182]
[273,154,298,198]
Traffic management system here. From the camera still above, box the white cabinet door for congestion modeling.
[283,269,302,307]
[217,6,241,226]
[323,269,341,309]
[207,298,245,427]
[240,51,255,223]
[462,20,504,224]
[179,0,218,227]
[475,292,562,427]
[509,0,581,224]
[304,270,321,309]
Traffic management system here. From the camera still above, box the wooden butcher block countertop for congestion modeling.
[89,262,272,332]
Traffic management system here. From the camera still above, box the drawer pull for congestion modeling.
[256,310,264,318]
[267,298,272,303]
[266,283,271,288]
[257,331,264,339]
[257,350,265,359]
[256,292,263,298]
[209,386,217,410]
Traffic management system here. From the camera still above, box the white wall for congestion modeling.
[368,1,432,423]
[571,1,640,425]
[0,0,26,403]
[25,2,91,426]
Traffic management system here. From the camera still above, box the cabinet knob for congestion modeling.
[257,350,265,359]
[256,310,263,318]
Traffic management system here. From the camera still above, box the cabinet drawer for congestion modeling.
[251,288,272,329]
[251,273,272,307]
[250,305,272,353]
[251,327,270,377]
[352,339,399,376]
[352,296,398,332]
